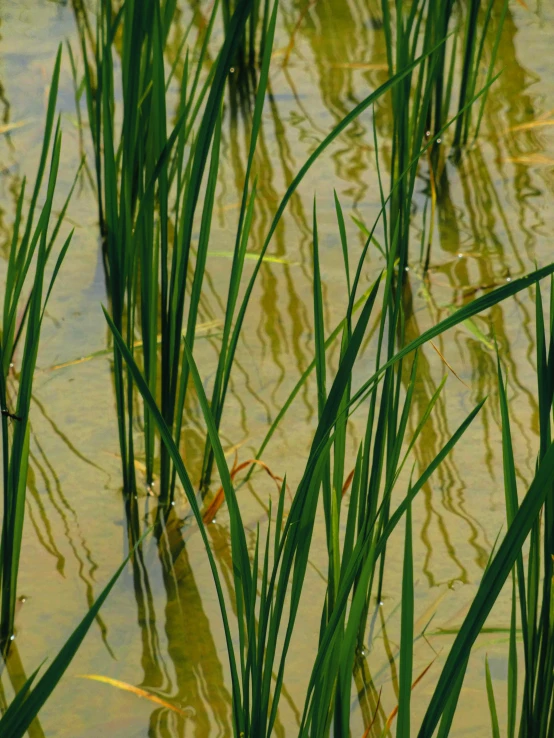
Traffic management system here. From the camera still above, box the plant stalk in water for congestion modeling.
[0,48,74,648]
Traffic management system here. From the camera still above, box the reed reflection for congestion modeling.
[123,499,232,738]
[0,642,46,738]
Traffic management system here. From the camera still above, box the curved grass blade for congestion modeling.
[249,72,505,471]
[77,674,191,716]
[343,264,554,441]
[250,282,378,470]
[417,440,554,737]
[103,307,245,736]
[485,656,501,738]
[0,529,150,738]
[397,494,414,738]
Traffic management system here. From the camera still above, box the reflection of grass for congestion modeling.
[76,1,554,732]
[0,49,75,649]
[222,0,269,71]
[74,0,291,501]
[0,534,147,738]
[75,0,440,504]
[109,179,554,738]
[3,2,554,737]
[483,283,554,738]
[380,0,508,273]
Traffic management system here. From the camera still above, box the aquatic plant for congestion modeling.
[380,0,507,271]
[75,0,276,498]
[108,186,554,734]
[76,0,448,503]
[0,49,75,648]
[222,0,270,70]
[0,2,551,736]
[483,279,554,738]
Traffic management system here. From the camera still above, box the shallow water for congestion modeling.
[1,0,553,736]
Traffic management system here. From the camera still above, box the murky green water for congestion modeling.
[1,0,553,735]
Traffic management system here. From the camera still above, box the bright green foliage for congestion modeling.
[415,286,554,735]
[76,0,451,501]
[106,272,480,736]
[76,0,292,500]
[380,0,507,270]
[76,0,263,497]
[484,280,554,738]
[485,656,501,738]
[2,2,554,736]
[0,48,74,648]
[108,198,554,736]
[222,0,270,72]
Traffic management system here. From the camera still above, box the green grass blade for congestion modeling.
[347,265,554,426]
[251,283,379,468]
[485,656,501,738]
[312,199,327,417]
[20,46,62,245]
[103,307,244,735]
[300,399,483,733]
[435,657,468,738]
[473,0,509,143]
[508,573,518,738]
[182,337,253,611]
[0,530,150,738]
[225,40,447,404]
[376,398,486,560]
[417,440,554,737]
[397,494,414,738]
[41,231,74,321]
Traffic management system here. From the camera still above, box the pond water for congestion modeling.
[1,0,553,736]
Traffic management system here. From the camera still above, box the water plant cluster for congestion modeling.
[1,0,552,736]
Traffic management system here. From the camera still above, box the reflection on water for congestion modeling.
[0,0,553,735]
[402,280,490,588]
[124,502,231,738]
[27,426,116,657]
[1,641,46,738]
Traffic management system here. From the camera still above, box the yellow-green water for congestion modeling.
[1,0,553,735]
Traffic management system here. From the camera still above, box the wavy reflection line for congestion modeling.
[257,91,313,406]
[430,153,538,494]
[125,497,172,702]
[149,506,232,737]
[25,461,66,576]
[28,436,115,658]
[31,394,106,476]
[283,0,383,205]
[402,278,491,586]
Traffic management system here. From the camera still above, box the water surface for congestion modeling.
[1,1,553,736]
